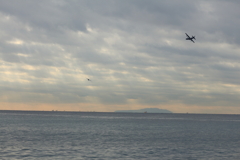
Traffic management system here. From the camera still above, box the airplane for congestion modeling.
[185,33,196,43]
[87,78,91,81]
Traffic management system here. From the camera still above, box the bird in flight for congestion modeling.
[185,33,196,43]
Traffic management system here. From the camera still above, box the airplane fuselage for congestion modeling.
[185,33,195,43]
[186,37,193,40]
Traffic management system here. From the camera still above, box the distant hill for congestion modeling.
[115,108,172,113]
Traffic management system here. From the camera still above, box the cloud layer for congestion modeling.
[0,0,240,113]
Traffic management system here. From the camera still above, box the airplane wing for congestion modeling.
[190,39,195,43]
[185,33,190,38]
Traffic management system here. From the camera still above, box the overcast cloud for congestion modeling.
[0,0,240,113]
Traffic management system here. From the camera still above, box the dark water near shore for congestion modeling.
[0,110,240,159]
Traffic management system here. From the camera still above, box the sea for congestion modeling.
[0,111,240,160]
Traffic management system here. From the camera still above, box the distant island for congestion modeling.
[115,108,172,113]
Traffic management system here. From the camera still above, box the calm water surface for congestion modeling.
[0,111,240,160]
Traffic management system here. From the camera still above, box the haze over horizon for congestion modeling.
[0,1,240,114]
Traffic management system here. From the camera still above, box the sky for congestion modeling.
[0,0,240,114]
